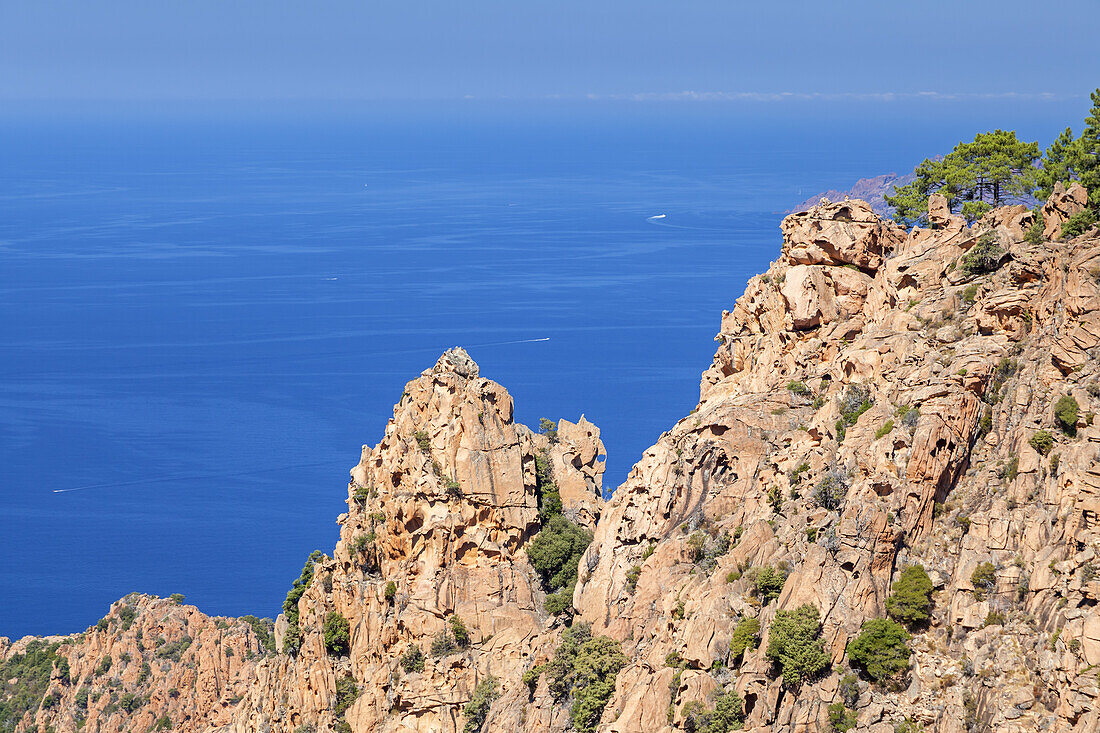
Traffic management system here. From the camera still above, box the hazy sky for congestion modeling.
[1,1,1098,102]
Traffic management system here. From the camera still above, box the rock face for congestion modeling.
[8,188,1100,733]
[1041,182,1089,240]
[3,595,266,733]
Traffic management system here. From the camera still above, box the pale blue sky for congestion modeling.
[1,1,1098,102]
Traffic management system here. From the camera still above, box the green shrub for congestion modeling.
[625,565,642,593]
[753,566,787,604]
[729,616,761,661]
[168,593,185,604]
[569,636,627,733]
[971,562,997,601]
[527,514,592,614]
[765,604,829,687]
[813,469,849,511]
[462,676,499,733]
[323,612,351,656]
[544,588,574,616]
[687,532,707,562]
[445,476,463,497]
[1024,217,1044,244]
[117,605,137,631]
[787,381,812,397]
[983,611,1006,627]
[385,580,397,600]
[1055,395,1079,435]
[95,655,113,675]
[828,702,857,732]
[522,664,544,694]
[414,430,431,452]
[449,616,470,648]
[431,632,457,658]
[846,618,911,683]
[875,420,895,440]
[896,404,920,428]
[958,234,1005,277]
[790,462,810,485]
[835,385,873,442]
[240,615,275,653]
[544,624,626,733]
[885,565,934,627]
[1029,430,1054,455]
[534,449,562,520]
[709,688,745,732]
[895,716,925,733]
[839,673,860,707]
[96,617,109,633]
[539,418,559,444]
[282,550,323,654]
[155,636,192,662]
[154,715,172,730]
[1062,209,1097,239]
[333,673,359,731]
[1003,455,1019,482]
[0,640,66,730]
[400,645,425,673]
[962,284,979,304]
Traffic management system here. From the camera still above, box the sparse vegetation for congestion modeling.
[787,381,812,397]
[414,430,431,452]
[875,420,895,440]
[835,385,873,442]
[828,702,858,732]
[155,637,192,662]
[813,469,849,511]
[385,580,397,600]
[462,676,499,733]
[0,639,67,730]
[400,645,425,673]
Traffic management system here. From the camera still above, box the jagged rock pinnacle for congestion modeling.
[430,346,479,378]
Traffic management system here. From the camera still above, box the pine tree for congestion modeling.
[887,130,1040,226]
[1069,88,1100,212]
[1036,127,1079,200]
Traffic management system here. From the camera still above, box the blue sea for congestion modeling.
[0,99,1078,637]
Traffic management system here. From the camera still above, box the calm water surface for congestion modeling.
[0,100,1076,636]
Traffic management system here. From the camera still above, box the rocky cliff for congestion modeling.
[5,184,1100,733]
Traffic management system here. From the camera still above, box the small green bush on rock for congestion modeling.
[1055,395,1079,435]
[729,617,761,662]
[462,676,499,733]
[1029,430,1054,455]
[971,562,997,601]
[323,612,351,656]
[885,565,934,628]
[846,618,912,683]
